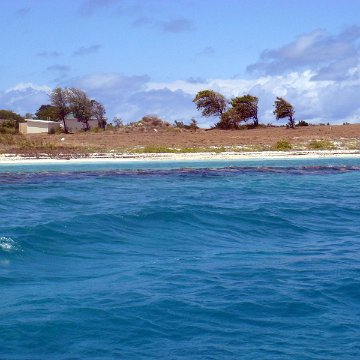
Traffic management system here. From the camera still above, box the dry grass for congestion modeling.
[1,124,359,157]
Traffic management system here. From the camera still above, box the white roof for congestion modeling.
[25,119,59,124]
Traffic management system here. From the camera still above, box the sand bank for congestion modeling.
[1,150,360,165]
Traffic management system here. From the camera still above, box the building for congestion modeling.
[63,117,98,132]
[19,119,61,134]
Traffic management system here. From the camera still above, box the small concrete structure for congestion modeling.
[19,119,61,134]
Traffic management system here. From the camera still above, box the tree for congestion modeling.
[273,97,295,128]
[216,108,243,129]
[67,88,93,131]
[113,117,123,128]
[35,105,58,121]
[50,87,70,133]
[0,110,24,122]
[230,94,259,127]
[189,118,199,131]
[91,100,106,129]
[193,90,227,118]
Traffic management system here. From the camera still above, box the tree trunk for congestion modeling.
[62,118,69,134]
[289,115,295,129]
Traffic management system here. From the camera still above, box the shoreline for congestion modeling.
[1,150,360,164]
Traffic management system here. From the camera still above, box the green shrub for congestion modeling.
[307,140,335,150]
[273,140,292,151]
[0,119,19,134]
[0,127,17,134]
[297,120,310,126]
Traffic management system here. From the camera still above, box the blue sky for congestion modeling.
[0,0,359,125]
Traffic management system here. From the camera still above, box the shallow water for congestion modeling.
[1,159,360,359]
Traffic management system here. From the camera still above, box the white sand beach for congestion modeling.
[0,150,360,165]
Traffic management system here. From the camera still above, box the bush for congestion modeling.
[297,120,309,126]
[0,119,19,134]
[141,115,170,127]
[92,127,101,133]
[273,140,292,151]
[308,140,335,150]
[0,110,24,122]
[174,120,185,128]
[189,118,199,131]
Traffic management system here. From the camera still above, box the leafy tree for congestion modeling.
[50,87,70,133]
[35,105,58,121]
[0,110,24,122]
[193,91,259,130]
[91,100,106,129]
[216,108,243,129]
[273,97,295,128]
[230,94,259,127]
[67,88,93,131]
[193,90,227,118]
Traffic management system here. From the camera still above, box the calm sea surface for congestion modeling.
[1,158,360,359]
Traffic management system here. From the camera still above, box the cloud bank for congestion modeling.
[248,26,360,81]
[1,69,359,125]
[1,27,358,125]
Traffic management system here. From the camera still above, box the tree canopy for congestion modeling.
[193,90,262,129]
[50,87,71,133]
[217,108,243,129]
[230,95,259,127]
[67,88,93,131]
[193,90,227,118]
[35,105,58,121]
[273,97,295,128]
[0,110,24,122]
[48,87,106,132]
[217,94,259,129]
[91,100,106,129]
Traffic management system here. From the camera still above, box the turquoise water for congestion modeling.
[1,158,360,359]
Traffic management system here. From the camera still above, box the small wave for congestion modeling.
[0,237,20,253]
[0,165,359,184]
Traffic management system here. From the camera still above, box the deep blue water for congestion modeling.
[1,158,360,359]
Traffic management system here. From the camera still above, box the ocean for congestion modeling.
[1,158,360,359]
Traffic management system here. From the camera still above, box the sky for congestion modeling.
[0,0,359,126]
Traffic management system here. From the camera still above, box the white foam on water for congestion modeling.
[0,237,20,252]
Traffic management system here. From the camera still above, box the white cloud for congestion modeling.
[248,26,360,81]
[147,71,360,124]
[0,83,51,115]
[1,71,359,124]
[6,83,51,93]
